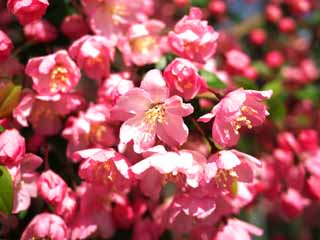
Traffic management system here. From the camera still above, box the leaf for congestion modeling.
[252,60,271,76]
[199,69,227,89]
[190,0,208,7]
[294,85,319,104]
[234,76,258,90]
[0,125,4,132]
[0,165,14,215]
[155,56,167,70]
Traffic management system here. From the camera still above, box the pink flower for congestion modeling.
[131,149,207,199]
[62,104,117,159]
[112,69,193,153]
[118,20,165,66]
[213,218,263,240]
[81,0,154,45]
[23,19,57,43]
[199,88,272,148]
[132,219,161,240]
[280,188,310,219]
[298,129,318,152]
[164,58,207,100]
[7,0,49,25]
[70,183,115,240]
[21,213,68,240]
[225,49,251,74]
[11,153,43,213]
[0,129,25,166]
[55,189,78,223]
[69,35,114,82]
[74,148,132,192]
[13,90,83,136]
[97,72,134,106]
[206,150,261,194]
[168,7,219,63]
[25,50,81,98]
[0,30,13,62]
[61,14,89,40]
[37,170,68,206]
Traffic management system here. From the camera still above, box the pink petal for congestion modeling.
[164,96,194,116]
[140,69,169,103]
[161,112,189,145]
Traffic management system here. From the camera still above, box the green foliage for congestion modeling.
[0,165,14,215]
[234,76,258,90]
[199,69,227,89]
[190,0,209,7]
[295,85,320,104]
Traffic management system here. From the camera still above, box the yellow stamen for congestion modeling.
[50,66,69,92]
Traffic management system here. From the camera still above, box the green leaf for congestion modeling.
[234,76,258,90]
[252,60,271,76]
[0,125,4,132]
[268,95,286,128]
[199,69,226,89]
[190,0,208,7]
[263,79,283,96]
[294,85,320,104]
[0,165,13,215]
[155,56,167,70]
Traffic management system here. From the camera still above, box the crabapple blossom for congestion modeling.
[168,7,219,62]
[21,213,68,240]
[69,35,114,82]
[23,19,57,43]
[163,58,207,100]
[118,20,166,66]
[112,69,193,153]
[25,50,81,98]
[0,30,13,62]
[199,88,272,148]
[7,0,49,25]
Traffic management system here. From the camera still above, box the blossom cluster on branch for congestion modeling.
[0,0,319,239]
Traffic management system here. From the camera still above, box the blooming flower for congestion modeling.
[69,35,114,82]
[21,213,68,240]
[199,88,272,148]
[13,90,83,136]
[7,0,49,25]
[0,30,13,62]
[0,129,25,166]
[168,7,219,63]
[118,20,166,66]
[81,0,154,45]
[63,104,117,159]
[74,148,132,192]
[163,57,207,100]
[23,19,57,43]
[112,69,193,153]
[25,50,81,98]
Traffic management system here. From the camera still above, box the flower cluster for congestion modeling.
[0,0,319,239]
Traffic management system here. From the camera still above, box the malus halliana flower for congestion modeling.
[37,170,68,206]
[0,129,25,166]
[23,19,57,43]
[61,14,89,40]
[21,213,68,240]
[199,88,272,148]
[118,20,165,66]
[97,72,134,106]
[63,104,117,158]
[69,35,114,82]
[168,7,219,63]
[213,218,263,240]
[164,58,207,100]
[0,30,13,62]
[112,69,194,153]
[25,50,81,98]
[7,0,49,25]
[81,0,154,45]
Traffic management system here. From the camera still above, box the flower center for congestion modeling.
[131,36,157,54]
[231,105,258,134]
[214,169,237,188]
[50,66,69,92]
[93,161,116,184]
[105,4,127,25]
[90,123,108,143]
[143,104,165,126]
